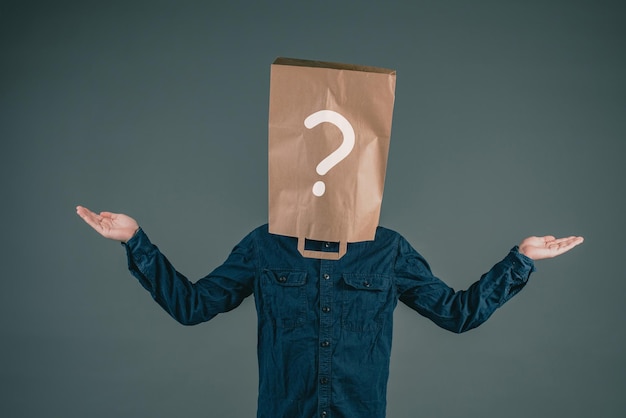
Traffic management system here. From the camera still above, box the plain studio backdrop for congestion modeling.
[1,1,624,417]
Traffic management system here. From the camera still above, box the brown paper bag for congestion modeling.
[268,57,396,259]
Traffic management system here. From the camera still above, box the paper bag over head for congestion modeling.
[268,57,397,259]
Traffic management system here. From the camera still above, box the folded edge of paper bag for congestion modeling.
[272,57,396,75]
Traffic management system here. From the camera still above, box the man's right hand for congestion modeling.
[76,205,140,242]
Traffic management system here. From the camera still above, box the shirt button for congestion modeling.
[363,281,371,288]
[278,276,287,283]
[321,340,330,347]
[320,377,329,384]
[323,273,330,280]
[320,411,328,418]
[322,306,331,313]
[325,242,330,248]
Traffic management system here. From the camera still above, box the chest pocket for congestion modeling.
[261,269,308,329]
[341,274,392,332]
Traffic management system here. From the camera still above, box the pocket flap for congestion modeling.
[342,274,389,291]
[265,270,307,286]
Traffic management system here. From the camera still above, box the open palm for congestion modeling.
[76,206,139,242]
[518,235,584,260]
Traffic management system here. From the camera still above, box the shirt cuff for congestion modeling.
[509,245,536,277]
[121,228,155,271]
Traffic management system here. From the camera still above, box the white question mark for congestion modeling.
[304,110,355,197]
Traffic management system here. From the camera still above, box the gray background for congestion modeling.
[2,1,625,417]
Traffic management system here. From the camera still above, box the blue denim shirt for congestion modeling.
[124,224,535,418]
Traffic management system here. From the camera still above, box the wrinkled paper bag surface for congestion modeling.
[268,57,396,259]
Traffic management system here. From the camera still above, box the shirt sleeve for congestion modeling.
[122,228,257,325]
[394,236,535,333]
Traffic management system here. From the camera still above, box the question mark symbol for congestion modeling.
[304,110,355,197]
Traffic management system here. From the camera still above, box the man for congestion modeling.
[78,57,585,418]
[76,205,583,417]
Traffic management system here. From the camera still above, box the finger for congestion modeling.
[77,206,102,220]
[561,236,584,248]
[76,206,94,221]
[76,205,93,217]
[551,236,583,247]
[550,237,584,254]
[77,209,105,232]
[83,216,103,232]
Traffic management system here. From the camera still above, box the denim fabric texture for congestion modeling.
[124,224,535,418]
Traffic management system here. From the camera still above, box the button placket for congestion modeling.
[318,260,333,416]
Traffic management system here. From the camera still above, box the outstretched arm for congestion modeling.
[518,235,584,260]
[75,205,256,325]
[76,205,139,242]
[396,233,584,333]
